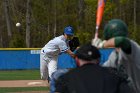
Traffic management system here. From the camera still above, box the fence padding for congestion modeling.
[0,49,40,70]
[57,48,114,69]
[0,48,114,70]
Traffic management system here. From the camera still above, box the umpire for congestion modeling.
[55,43,133,93]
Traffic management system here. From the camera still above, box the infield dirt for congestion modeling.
[0,80,49,87]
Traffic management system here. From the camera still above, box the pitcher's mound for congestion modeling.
[0,80,49,87]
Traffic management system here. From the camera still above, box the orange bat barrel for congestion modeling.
[95,0,106,38]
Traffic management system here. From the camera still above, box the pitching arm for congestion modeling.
[66,49,76,59]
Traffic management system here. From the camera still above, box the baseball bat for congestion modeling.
[94,0,106,39]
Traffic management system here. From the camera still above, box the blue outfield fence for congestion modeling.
[0,48,114,70]
[0,48,41,70]
[57,48,114,69]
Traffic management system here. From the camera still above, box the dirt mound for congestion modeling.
[0,80,49,87]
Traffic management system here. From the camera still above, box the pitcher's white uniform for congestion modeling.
[40,35,69,80]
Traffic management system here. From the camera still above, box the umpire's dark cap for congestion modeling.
[75,43,101,61]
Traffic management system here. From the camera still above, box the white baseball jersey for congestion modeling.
[40,35,69,80]
[103,40,140,93]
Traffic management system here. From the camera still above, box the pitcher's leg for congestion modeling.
[48,58,57,79]
[40,53,49,80]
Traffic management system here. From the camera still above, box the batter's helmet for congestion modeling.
[104,19,128,40]
[64,26,74,35]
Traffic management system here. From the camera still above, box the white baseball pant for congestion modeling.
[40,53,58,80]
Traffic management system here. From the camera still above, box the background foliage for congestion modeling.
[0,0,139,47]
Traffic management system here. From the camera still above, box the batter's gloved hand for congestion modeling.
[91,38,106,48]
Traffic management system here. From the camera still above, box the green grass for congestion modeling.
[0,70,40,80]
[0,87,49,93]
[0,70,50,93]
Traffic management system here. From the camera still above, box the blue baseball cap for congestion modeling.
[64,26,74,36]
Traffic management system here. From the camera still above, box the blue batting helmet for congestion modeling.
[64,26,74,35]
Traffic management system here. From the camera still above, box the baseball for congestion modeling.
[16,22,21,27]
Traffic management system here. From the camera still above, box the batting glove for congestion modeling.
[91,38,106,48]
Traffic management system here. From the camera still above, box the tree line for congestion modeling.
[0,0,139,48]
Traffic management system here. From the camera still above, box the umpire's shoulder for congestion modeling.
[102,67,121,79]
